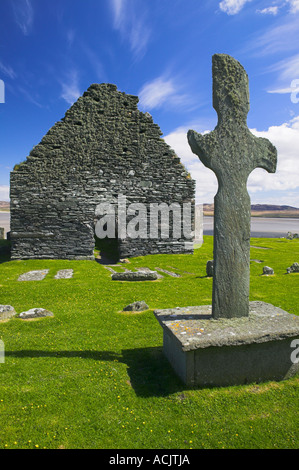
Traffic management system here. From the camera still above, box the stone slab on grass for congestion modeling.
[154,301,299,387]
[0,305,17,321]
[54,269,74,279]
[18,308,54,320]
[112,271,158,281]
[18,270,49,281]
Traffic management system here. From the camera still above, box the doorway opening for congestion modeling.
[94,234,120,265]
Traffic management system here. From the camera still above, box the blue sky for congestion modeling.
[0,0,299,206]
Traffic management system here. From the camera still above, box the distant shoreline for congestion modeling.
[203,211,299,219]
[203,203,299,219]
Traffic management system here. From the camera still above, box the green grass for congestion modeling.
[0,236,298,449]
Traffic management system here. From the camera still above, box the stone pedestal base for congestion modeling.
[154,302,299,387]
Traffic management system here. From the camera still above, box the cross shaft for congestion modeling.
[188,54,277,319]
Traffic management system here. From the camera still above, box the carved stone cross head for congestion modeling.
[188,54,277,319]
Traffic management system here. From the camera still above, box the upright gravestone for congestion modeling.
[154,54,299,387]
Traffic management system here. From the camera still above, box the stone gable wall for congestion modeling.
[10,83,195,260]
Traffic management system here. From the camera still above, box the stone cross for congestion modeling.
[188,54,277,319]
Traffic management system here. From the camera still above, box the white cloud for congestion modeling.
[268,86,296,94]
[221,0,298,16]
[257,6,279,15]
[139,77,176,110]
[12,0,34,36]
[60,70,81,105]
[164,116,299,206]
[0,186,10,202]
[288,0,299,13]
[164,126,218,203]
[138,76,192,111]
[219,0,252,15]
[249,117,299,194]
[110,0,151,59]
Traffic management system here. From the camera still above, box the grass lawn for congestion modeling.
[0,236,298,449]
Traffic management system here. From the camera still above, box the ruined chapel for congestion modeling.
[10,84,195,260]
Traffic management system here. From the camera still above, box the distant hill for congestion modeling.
[251,204,299,212]
[203,203,299,218]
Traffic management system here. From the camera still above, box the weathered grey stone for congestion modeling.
[138,267,164,279]
[54,269,74,279]
[18,270,49,281]
[287,232,299,240]
[287,262,299,274]
[154,302,299,386]
[10,84,196,261]
[123,301,149,312]
[153,54,298,389]
[0,228,4,239]
[206,260,214,277]
[0,305,17,321]
[188,54,277,319]
[112,271,158,281]
[263,266,274,275]
[18,308,54,319]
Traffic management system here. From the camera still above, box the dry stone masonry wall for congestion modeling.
[10,84,195,260]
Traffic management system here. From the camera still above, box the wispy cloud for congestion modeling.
[12,0,34,36]
[0,61,17,79]
[219,0,252,15]
[17,85,43,108]
[245,16,299,56]
[266,54,299,96]
[60,69,81,105]
[257,6,279,15]
[110,0,151,59]
[138,75,193,111]
[66,29,75,48]
[268,54,299,81]
[80,44,107,82]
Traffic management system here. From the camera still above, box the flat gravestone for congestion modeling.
[112,271,158,281]
[54,269,74,279]
[18,270,49,281]
[153,54,299,387]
